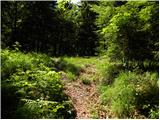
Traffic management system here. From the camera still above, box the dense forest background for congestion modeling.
[1,0,159,119]
[2,0,158,59]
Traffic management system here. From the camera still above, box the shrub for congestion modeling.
[101,63,124,85]
[149,106,159,119]
[4,70,65,101]
[16,99,76,119]
[82,79,91,85]
[1,49,76,118]
[54,57,80,76]
[1,50,33,80]
[1,69,73,118]
[100,72,136,118]
[66,71,76,81]
[135,72,159,118]
[1,49,54,80]
[100,71,159,118]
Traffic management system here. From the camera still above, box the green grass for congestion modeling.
[3,49,158,119]
[99,71,159,118]
[62,57,97,68]
[94,56,158,119]
[53,56,106,83]
[63,56,109,78]
[80,76,91,85]
[65,71,77,81]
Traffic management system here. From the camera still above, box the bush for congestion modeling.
[54,57,81,76]
[81,77,91,85]
[101,63,124,85]
[149,106,159,119]
[135,72,159,119]
[1,69,74,118]
[2,70,65,101]
[1,50,33,80]
[100,71,159,118]
[1,49,54,80]
[100,72,136,118]
[1,49,76,118]
[16,99,76,119]
[66,71,76,81]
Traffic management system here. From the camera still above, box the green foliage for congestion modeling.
[100,71,159,118]
[1,49,54,80]
[1,1,25,48]
[16,99,75,119]
[12,41,22,51]
[149,107,159,119]
[135,72,159,119]
[100,72,136,118]
[54,57,81,76]
[101,63,124,85]
[1,1,159,119]
[93,1,158,68]
[90,108,99,119]
[1,49,33,79]
[77,1,98,56]
[1,49,76,119]
[63,57,97,68]
[66,71,76,81]
[2,1,98,56]
[80,76,91,85]
[4,70,64,101]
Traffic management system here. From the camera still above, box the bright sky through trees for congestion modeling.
[71,0,80,4]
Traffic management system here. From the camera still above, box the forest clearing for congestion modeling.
[1,0,159,119]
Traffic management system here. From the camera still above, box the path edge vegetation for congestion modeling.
[1,0,159,119]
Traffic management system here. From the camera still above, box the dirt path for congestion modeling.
[61,65,107,119]
[64,80,98,118]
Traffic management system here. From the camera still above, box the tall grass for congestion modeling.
[100,71,159,118]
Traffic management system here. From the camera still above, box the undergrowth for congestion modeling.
[1,49,76,119]
[99,61,159,119]
[2,49,158,119]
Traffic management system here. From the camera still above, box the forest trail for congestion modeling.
[62,64,107,119]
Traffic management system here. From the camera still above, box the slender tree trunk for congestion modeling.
[12,2,17,45]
